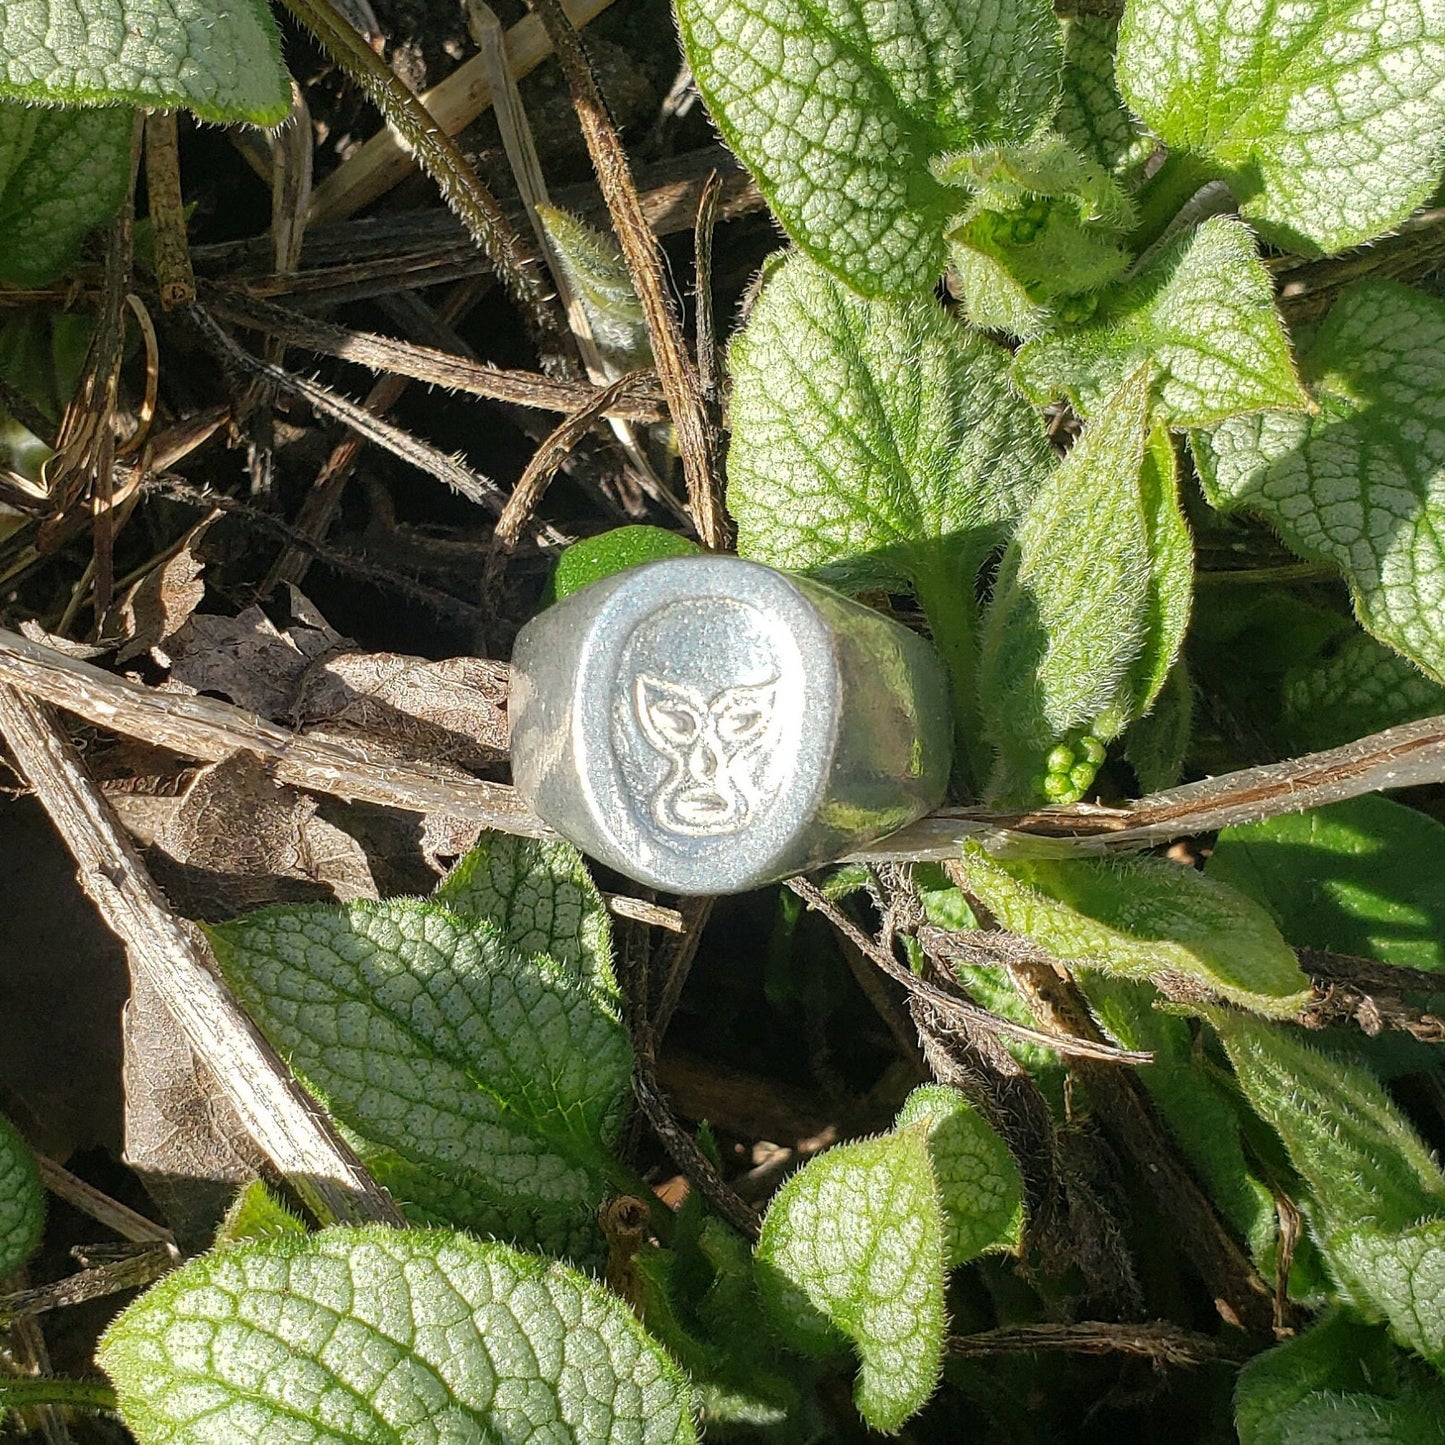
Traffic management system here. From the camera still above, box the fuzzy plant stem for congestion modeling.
[912,568,991,797]
[0,1375,119,1417]
[279,0,560,345]
[1131,150,1220,254]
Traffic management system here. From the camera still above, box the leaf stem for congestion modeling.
[0,1375,119,1416]
[912,569,990,795]
[1130,150,1219,254]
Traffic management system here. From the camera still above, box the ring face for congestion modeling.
[620,597,790,837]
[509,556,953,894]
[571,561,836,892]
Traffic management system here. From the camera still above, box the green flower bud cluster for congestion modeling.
[1033,734,1106,804]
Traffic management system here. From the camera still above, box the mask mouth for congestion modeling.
[669,787,741,830]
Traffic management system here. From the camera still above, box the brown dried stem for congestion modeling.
[0,685,404,1227]
[524,0,728,548]
[278,0,558,342]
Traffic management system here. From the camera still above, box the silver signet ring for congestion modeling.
[509,557,952,894]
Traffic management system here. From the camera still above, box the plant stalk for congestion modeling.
[912,569,991,796]
[1130,150,1219,255]
[0,1376,119,1416]
[278,0,560,345]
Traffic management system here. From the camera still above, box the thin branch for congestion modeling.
[0,1245,175,1323]
[484,370,644,594]
[948,1321,1236,1366]
[632,1049,760,1241]
[33,1157,178,1252]
[787,878,1153,1065]
[205,287,668,421]
[0,685,405,1227]
[309,0,621,223]
[0,627,546,837]
[186,304,523,520]
[524,0,728,548]
[279,0,558,340]
[143,112,196,310]
[857,712,1445,861]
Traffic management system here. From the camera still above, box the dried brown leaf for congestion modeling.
[294,651,509,765]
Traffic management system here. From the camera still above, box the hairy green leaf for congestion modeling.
[544,526,701,605]
[0,0,289,122]
[0,103,132,286]
[727,250,1052,776]
[435,833,618,1004]
[677,0,1061,295]
[1280,631,1445,754]
[209,899,632,1252]
[756,1129,946,1432]
[535,204,651,376]
[894,1085,1022,1266]
[0,1111,42,1274]
[1124,658,1193,793]
[1057,14,1153,184]
[1085,976,1277,1260]
[1117,0,1445,253]
[1327,1221,1445,1372]
[214,1180,307,1249]
[1014,218,1308,425]
[1196,281,1445,683]
[961,843,1312,1016]
[1236,1311,1441,1445]
[98,1227,697,1443]
[979,369,1192,802]
[1212,1011,1445,1234]
[1210,796,1445,971]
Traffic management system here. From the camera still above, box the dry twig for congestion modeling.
[0,686,404,1226]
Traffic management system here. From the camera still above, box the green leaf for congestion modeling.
[214,1180,307,1248]
[0,103,132,286]
[979,368,1192,802]
[1195,281,1445,683]
[543,525,702,605]
[1209,796,1445,971]
[1279,630,1445,754]
[1236,1310,1442,1445]
[208,899,632,1252]
[961,842,1312,1017]
[756,1129,946,1432]
[1211,1010,1445,1234]
[1123,658,1193,793]
[1327,1220,1445,1371]
[1085,976,1278,1260]
[435,832,619,1004]
[1116,0,1445,253]
[98,1227,697,1443]
[727,250,1053,777]
[1056,14,1154,185]
[677,0,1062,296]
[535,204,652,377]
[0,1111,43,1274]
[894,1085,1022,1266]
[0,0,289,122]
[1014,218,1309,426]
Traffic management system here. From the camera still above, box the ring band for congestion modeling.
[509,557,952,893]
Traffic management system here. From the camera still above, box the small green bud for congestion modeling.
[1079,736,1107,766]
[1045,744,1075,774]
